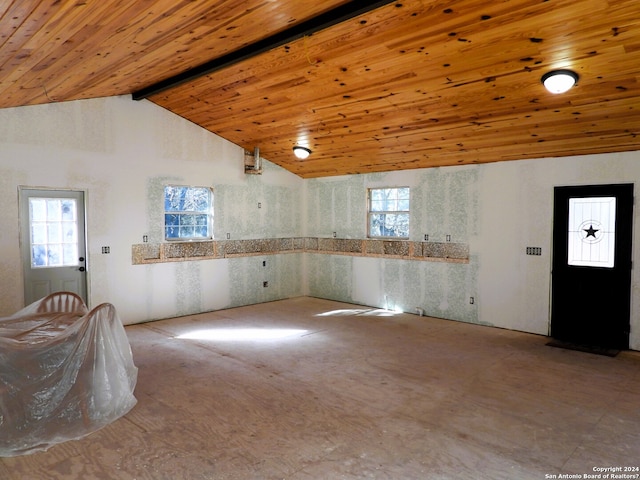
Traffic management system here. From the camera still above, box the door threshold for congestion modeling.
[546,339,620,357]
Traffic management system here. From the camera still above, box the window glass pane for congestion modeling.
[568,197,616,268]
[47,223,61,243]
[165,191,177,211]
[47,244,62,266]
[369,213,409,238]
[194,214,208,226]
[369,214,383,237]
[165,214,179,238]
[63,244,78,265]
[371,200,384,212]
[32,245,47,267]
[368,187,410,238]
[61,200,76,221]
[30,199,46,222]
[165,213,179,226]
[46,199,61,221]
[63,222,77,243]
[383,198,398,211]
[180,226,195,238]
[190,188,211,212]
[165,186,211,212]
[32,224,47,244]
[181,215,196,226]
[371,189,385,201]
[164,186,213,240]
[385,213,409,237]
[165,186,188,212]
[30,197,79,268]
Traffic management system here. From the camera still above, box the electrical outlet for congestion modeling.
[101,246,110,254]
[262,260,266,267]
[263,281,269,288]
[470,297,475,305]
[526,247,542,256]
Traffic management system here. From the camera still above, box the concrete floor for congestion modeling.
[2,296,639,479]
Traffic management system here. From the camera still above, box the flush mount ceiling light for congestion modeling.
[293,145,312,159]
[541,69,579,94]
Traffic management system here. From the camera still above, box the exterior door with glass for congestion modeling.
[551,184,633,350]
[20,188,88,305]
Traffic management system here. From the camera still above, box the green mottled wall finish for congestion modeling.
[216,164,302,239]
[147,176,181,243]
[144,161,304,315]
[415,167,479,243]
[307,254,354,303]
[306,167,481,324]
[306,176,366,238]
[175,262,202,316]
[228,254,304,308]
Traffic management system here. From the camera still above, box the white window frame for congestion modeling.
[164,185,214,241]
[367,187,410,239]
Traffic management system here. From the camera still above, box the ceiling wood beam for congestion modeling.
[131,0,396,100]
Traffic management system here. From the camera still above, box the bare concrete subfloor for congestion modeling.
[2,296,639,479]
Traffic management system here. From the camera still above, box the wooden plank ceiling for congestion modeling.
[1,0,640,178]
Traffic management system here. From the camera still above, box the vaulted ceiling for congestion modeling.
[2,0,640,178]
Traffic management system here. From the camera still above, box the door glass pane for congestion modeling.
[568,197,616,268]
[29,197,79,268]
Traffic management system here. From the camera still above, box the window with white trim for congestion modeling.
[367,187,410,238]
[164,186,213,240]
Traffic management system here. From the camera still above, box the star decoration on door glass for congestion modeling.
[578,220,604,245]
[583,224,599,238]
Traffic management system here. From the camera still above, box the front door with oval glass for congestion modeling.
[551,184,633,350]
[20,188,88,305]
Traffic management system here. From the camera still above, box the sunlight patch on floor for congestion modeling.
[360,308,403,316]
[175,328,308,341]
[315,308,403,317]
[315,309,371,316]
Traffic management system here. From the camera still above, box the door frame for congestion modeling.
[18,186,90,306]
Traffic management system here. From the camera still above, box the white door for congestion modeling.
[20,188,88,305]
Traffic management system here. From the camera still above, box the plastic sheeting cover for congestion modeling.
[0,293,138,456]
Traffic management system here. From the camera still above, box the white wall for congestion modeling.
[304,154,640,350]
[479,153,639,349]
[1,95,638,350]
[0,96,304,323]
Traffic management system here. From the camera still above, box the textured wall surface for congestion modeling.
[305,167,480,324]
[1,95,640,350]
[0,96,304,322]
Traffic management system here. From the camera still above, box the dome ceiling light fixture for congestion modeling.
[293,145,312,159]
[541,69,579,94]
